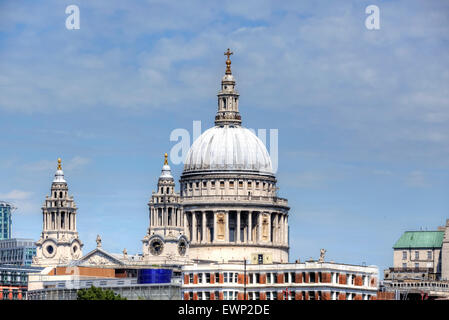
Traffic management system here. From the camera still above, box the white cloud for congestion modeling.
[405,171,430,188]
[0,189,33,200]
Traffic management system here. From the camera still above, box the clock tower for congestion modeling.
[142,153,189,264]
[33,158,83,266]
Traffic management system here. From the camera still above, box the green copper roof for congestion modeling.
[393,231,444,249]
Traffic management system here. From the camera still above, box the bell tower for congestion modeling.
[142,153,188,264]
[33,158,83,266]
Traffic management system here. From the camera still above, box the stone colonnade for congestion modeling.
[150,206,183,228]
[184,210,288,246]
[43,211,76,232]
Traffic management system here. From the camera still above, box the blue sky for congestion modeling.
[1,0,448,276]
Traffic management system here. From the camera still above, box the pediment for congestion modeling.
[77,248,125,266]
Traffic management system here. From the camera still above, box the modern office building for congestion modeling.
[0,201,14,240]
[0,238,36,266]
[0,265,43,300]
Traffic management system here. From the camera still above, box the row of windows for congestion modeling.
[186,272,369,286]
[186,290,372,301]
[52,191,68,198]
[46,201,73,208]
[402,250,433,260]
[158,186,173,194]
[0,241,34,248]
[401,263,430,270]
[183,180,275,192]
[2,288,22,300]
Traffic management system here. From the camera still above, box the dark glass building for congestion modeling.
[0,202,14,240]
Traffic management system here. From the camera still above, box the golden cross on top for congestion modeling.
[224,48,233,74]
[224,48,233,59]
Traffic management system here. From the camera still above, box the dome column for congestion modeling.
[212,210,217,242]
[225,211,229,242]
[248,211,253,243]
[184,211,188,235]
[236,210,241,243]
[192,212,197,243]
[275,213,279,244]
[202,211,206,243]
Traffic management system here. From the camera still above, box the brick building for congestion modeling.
[182,261,378,300]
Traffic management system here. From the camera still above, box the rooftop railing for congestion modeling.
[181,195,288,206]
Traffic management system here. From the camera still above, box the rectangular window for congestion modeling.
[256,181,260,188]
[220,181,224,188]
[214,291,219,300]
[427,251,432,260]
[415,263,419,269]
[248,181,252,188]
[189,274,194,283]
[415,251,419,260]
[203,181,207,188]
[206,273,210,283]
[211,181,215,188]
[224,273,228,283]
[229,181,234,188]
[402,251,407,260]
[267,273,272,284]
[205,291,210,300]
[239,181,243,188]
[215,273,220,283]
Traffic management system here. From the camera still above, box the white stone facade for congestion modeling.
[142,155,189,265]
[33,159,83,266]
[142,53,290,264]
[182,262,379,300]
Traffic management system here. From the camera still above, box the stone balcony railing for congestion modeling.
[384,280,449,293]
[388,267,434,273]
[180,195,288,206]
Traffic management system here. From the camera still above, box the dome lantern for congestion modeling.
[215,49,242,126]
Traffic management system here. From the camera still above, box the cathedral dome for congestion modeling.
[183,125,273,175]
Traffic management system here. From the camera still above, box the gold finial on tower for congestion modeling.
[164,153,168,165]
[57,158,62,170]
[224,48,233,74]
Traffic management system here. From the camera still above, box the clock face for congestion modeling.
[178,239,187,256]
[149,238,164,256]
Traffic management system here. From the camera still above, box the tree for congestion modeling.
[77,285,126,300]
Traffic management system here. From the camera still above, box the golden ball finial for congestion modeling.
[164,153,168,165]
[57,158,62,170]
